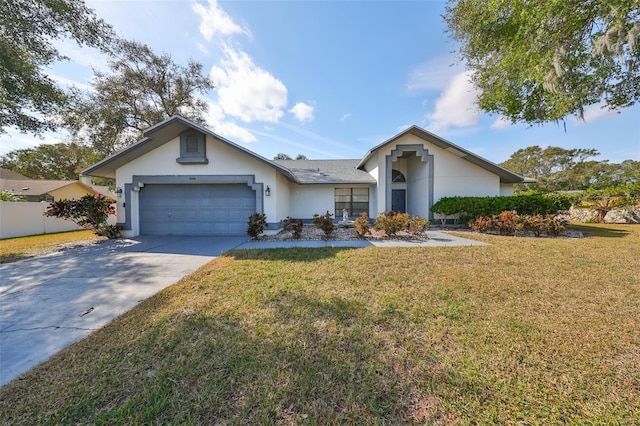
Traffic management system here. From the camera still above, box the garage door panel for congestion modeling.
[139,183,256,236]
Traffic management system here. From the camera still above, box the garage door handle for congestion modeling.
[168,212,171,218]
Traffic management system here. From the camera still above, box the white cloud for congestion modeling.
[490,116,512,130]
[192,0,248,41]
[407,56,463,92]
[55,39,109,71]
[425,71,480,132]
[340,112,351,123]
[289,102,314,123]
[210,46,287,123]
[578,104,619,124]
[48,74,92,91]
[205,102,257,143]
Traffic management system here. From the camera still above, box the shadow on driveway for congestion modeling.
[0,236,245,387]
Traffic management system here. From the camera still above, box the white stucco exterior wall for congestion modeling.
[287,184,375,219]
[115,135,280,236]
[407,155,430,217]
[432,153,500,200]
[500,183,514,196]
[362,133,507,218]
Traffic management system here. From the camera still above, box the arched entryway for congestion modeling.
[385,145,434,218]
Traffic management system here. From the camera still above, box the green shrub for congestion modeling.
[431,194,571,223]
[354,212,370,238]
[0,190,26,202]
[313,211,335,239]
[283,216,303,239]
[247,212,267,239]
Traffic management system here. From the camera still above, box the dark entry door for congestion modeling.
[391,189,406,213]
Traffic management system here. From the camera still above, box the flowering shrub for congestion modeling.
[527,214,546,237]
[469,216,492,233]
[45,194,120,238]
[469,211,568,237]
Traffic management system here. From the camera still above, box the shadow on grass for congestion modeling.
[0,286,456,424]
[0,254,31,264]
[567,223,632,238]
[224,246,363,262]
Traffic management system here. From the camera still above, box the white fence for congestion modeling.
[0,201,116,239]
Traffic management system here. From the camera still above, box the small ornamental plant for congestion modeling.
[313,211,335,239]
[247,212,267,239]
[374,211,409,237]
[283,216,303,239]
[408,215,430,236]
[354,212,370,238]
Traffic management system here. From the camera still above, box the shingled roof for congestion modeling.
[0,180,97,198]
[274,159,376,184]
[0,168,31,180]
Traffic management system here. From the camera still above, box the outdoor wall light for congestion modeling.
[265,185,271,196]
[115,187,123,197]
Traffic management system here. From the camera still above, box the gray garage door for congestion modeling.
[139,184,256,236]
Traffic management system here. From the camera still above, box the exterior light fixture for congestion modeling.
[265,185,271,196]
[115,187,123,197]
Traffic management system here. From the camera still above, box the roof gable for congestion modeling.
[82,116,296,180]
[357,125,527,184]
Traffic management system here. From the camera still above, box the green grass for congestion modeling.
[1,223,639,424]
[0,230,99,263]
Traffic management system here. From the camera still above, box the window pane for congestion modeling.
[335,202,349,216]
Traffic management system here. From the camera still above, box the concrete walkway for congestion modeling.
[237,230,487,249]
[0,230,484,387]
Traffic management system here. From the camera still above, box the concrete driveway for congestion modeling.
[0,236,246,387]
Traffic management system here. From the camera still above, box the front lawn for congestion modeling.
[0,230,100,263]
[1,223,638,424]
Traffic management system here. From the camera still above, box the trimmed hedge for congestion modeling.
[431,194,571,223]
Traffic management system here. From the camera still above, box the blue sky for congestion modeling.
[2,0,639,165]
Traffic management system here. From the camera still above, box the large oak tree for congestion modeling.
[445,0,640,124]
[0,0,114,134]
[64,39,214,156]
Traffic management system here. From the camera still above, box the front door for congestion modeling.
[391,189,406,213]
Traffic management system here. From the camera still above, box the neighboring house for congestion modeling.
[0,168,31,180]
[82,115,529,238]
[0,169,100,202]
